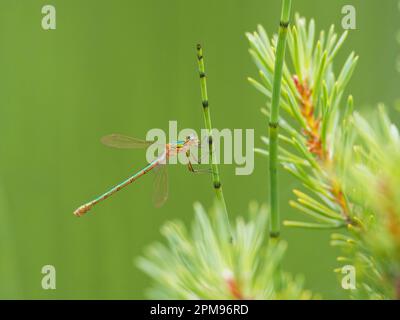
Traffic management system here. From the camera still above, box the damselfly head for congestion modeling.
[185,134,199,146]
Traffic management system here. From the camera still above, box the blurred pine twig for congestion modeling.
[137,201,314,299]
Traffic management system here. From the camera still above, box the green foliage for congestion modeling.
[249,14,400,299]
[248,14,358,230]
[137,202,313,299]
[331,107,400,299]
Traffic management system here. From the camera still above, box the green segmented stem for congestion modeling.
[269,0,292,238]
[196,44,231,235]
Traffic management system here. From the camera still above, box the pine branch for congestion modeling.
[137,201,314,299]
[247,15,358,230]
[248,12,400,300]
[332,106,400,299]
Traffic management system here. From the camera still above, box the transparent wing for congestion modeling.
[101,134,155,149]
[152,164,169,208]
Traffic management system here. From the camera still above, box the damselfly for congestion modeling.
[73,134,200,217]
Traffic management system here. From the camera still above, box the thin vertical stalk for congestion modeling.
[196,44,231,234]
[269,0,292,238]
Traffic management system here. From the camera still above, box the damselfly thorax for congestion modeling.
[166,136,198,157]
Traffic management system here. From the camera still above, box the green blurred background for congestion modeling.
[0,0,398,299]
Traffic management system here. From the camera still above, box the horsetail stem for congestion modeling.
[196,44,231,235]
[269,0,292,238]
